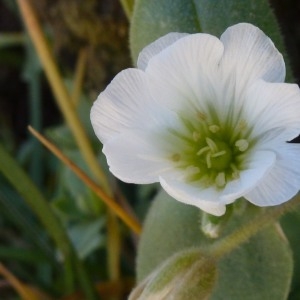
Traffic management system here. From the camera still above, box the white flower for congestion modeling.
[90,23,300,216]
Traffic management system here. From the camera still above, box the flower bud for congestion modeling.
[129,248,217,300]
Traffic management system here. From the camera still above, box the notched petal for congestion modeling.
[220,23,285,86]
[137,32,188,70]
[91,69,163,143]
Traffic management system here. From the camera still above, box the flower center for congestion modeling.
[197,138,232,171]
[169,110,252,189]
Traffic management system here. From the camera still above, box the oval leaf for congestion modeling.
[137,191,293,299]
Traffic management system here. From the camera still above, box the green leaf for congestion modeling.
[130,0,201,63]
[211,225,292,299]
[0,144,98,299]
[68,219,105,259]
[130,0,292,80]
[137,191,203,280]
[46,125,106,219]
[280,209,300,299]
[0,181,55,262]
[137,191,293,299]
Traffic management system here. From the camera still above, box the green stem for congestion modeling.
[209,195,300,260]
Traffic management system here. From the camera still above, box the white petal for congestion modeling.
[221,150,276,202]
[91,69,167,144]
[159,176,226,216]
[137,32,188,70]
[220,23,285,88]
[145,33,224,114]
[159,150,275,215]
[245,143,300,206]
[244,80,300,142]
[103,129,174,184]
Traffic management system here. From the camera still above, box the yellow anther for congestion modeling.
[206,137,218,152]
[209,125,220,133]
[235,139,249,152]
[215,172,226,187]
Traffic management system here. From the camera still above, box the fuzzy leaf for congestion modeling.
[130,0,200,63]
[137,191,293,299]
[281,209,300,299]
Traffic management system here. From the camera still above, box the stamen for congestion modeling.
[192,131,201,141]
[171,153,181,162]
[206,137,218,152]
[211,150,226,158]
[206,152,212,168]
[197,146,210,156]
[230,163,240,179]
[235,139,249,152]
[209,125,220,133]
[215,172,226,187]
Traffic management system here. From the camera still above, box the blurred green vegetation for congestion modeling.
[0,0,146,299]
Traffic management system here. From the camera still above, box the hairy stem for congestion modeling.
[210,195,300,259]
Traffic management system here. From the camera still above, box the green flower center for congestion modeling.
[169,109,252,189]
[197,138,232,171]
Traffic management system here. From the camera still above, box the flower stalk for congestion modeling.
[209,194,300,260]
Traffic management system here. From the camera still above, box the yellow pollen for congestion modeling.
[235,139,249,152]
[209,125,220,133]
[206,137,218,152]
[215,172,226,187]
